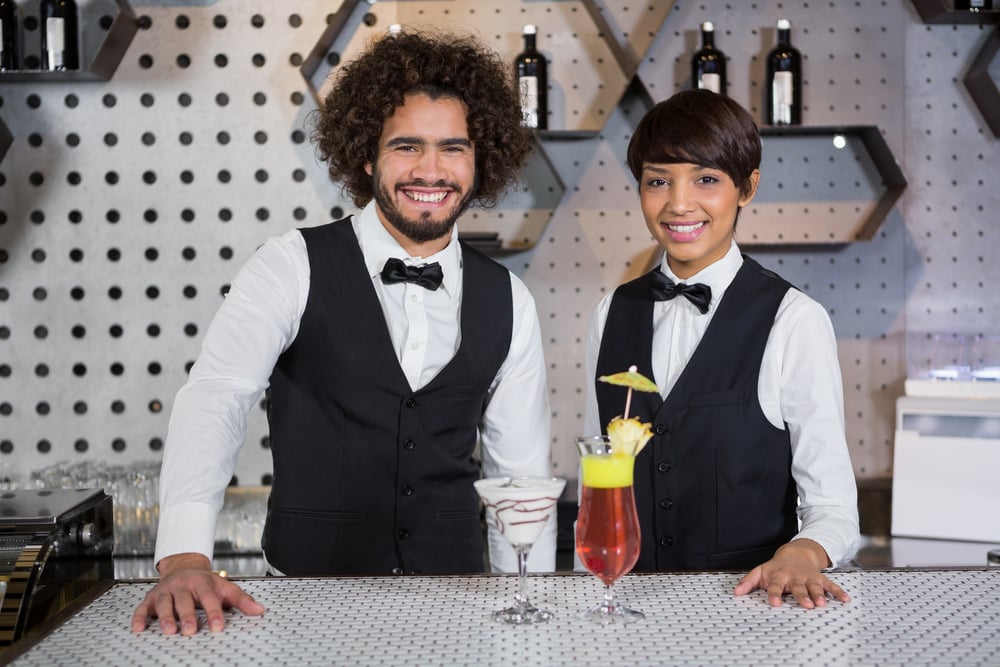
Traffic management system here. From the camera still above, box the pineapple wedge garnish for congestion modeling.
[607,415,654,456]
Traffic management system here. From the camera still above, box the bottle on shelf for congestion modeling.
[40,0,79,71]
[691,21,726,95]
[765,18,802,125]
[515,24,548,130]
[0,0,18,71]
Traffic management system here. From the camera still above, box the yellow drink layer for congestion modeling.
[580,454,634,488]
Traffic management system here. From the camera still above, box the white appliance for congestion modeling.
[892,394,1000,542]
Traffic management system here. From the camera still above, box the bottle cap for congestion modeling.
[523,24,537,35]
[701,21,715,32]
[777,18,791,30]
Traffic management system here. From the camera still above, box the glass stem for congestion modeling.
[515,545,531,608]
[603,582,618,612]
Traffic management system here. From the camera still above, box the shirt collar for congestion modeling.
[355,201,462,297]
[658,239,743,305]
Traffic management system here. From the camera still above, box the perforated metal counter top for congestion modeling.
[6,570,1000,666]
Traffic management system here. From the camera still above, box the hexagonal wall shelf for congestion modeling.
[298,0,672,254]
[909,0,1000,25]
[739,126,908,245]
[964,25,1000,137]
[0,0,138,83]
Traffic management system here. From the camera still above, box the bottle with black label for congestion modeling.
[765,18,802,125]
[0,0,18,71]
[40,0,79,71]
[691,21,726,95]
[515,24,547,130]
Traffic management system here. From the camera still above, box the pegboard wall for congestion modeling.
[0,1,998,492]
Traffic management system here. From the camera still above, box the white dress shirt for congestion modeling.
[583,240,860,566]
[156,202,555,574]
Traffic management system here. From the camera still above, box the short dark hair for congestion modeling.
[626,90,761,198]
[311,30,535,209]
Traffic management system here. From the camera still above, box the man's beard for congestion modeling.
[372,173,474,245]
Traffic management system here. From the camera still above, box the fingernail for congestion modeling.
[210,620,224,632]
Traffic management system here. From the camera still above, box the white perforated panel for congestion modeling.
[1,1,998,500]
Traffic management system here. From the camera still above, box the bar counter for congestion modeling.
[4,569,999,666]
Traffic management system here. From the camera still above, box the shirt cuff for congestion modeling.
[153,501,220,567]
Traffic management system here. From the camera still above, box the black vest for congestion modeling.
[596,257,798,571]
[262,218,513,576]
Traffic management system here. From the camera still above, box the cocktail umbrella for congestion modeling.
[597,365,659,419]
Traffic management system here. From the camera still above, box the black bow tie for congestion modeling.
[650,270,712,314]
[380,258,444,291]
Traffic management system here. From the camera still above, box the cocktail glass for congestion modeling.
[474,476,566,624]
[575,435,644,624]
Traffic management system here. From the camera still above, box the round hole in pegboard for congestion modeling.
[36,402,50,416]
[105,172,119,185]
[66,133,80,147]
[0,441,11,455]
[218,170,231,184]
[178,132,191,145]
[73,401,87,415]
[30,210,44,224]
[111,439,126,453]
[215,54,229,68]
[143,209,157,223]
[213,14,227,29]
[149,438,163,452]
[255,208,269,222]
[148,362,161,375]
[109,325,122,338]
[254,131,268,145]
[181,209,195,222]
[106,246,121,260]
[149,400,162,414]
[175,15,189,29]
[33,326,47,339]
[217,131,230,145]
[139,54,154,69]
[26,94,41,109]
[33,287,47,301]
[218,209,232,222]
[37,440,51,454]
[35,364,48,377]
[252,54,266,68]
[290,53,303,67]
[29,172,44,187]
[177,54,191,69]
[215,92,229,106]
[140,93,154,107]
[178,92,192,106]
[111,400,125,414]
[183,285,197,298]
[291,130,306,144]
[28,133,43,147]
[109,362,123,375]
[180,170,194,184]
[137,15,152,30]
[253,92,267,105]
[72,363,86,377]
[252,14,265,28]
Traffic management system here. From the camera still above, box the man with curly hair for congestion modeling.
[132,30,553,636]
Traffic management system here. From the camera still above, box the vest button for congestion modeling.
[657,462,672,473]
[391,567,403,575]
[405,398,417,408]
[654,424,667,435]
[658,499,673,510]
[398,529,410,539]
[659,536,674,547]
[403,439,415,450]
[402,485,415,496]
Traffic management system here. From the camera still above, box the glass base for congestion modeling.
[492,604,556,625]
[580,603,645,625]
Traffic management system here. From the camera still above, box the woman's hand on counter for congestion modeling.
[129,552,266,635]
[732,538,850,609]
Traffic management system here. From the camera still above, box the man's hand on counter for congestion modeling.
[130,552,266,635]
[732,538,851,609]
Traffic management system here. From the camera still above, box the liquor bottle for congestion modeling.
[765,18,802,125]
[0,0,18,71]
[515,24,547,130]
[691,21,726,95]
[40,0,79,71]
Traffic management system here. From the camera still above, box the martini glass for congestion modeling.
[474,476,566,624]
[575,435,644,624]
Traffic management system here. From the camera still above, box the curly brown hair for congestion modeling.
[312,30,536,209]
